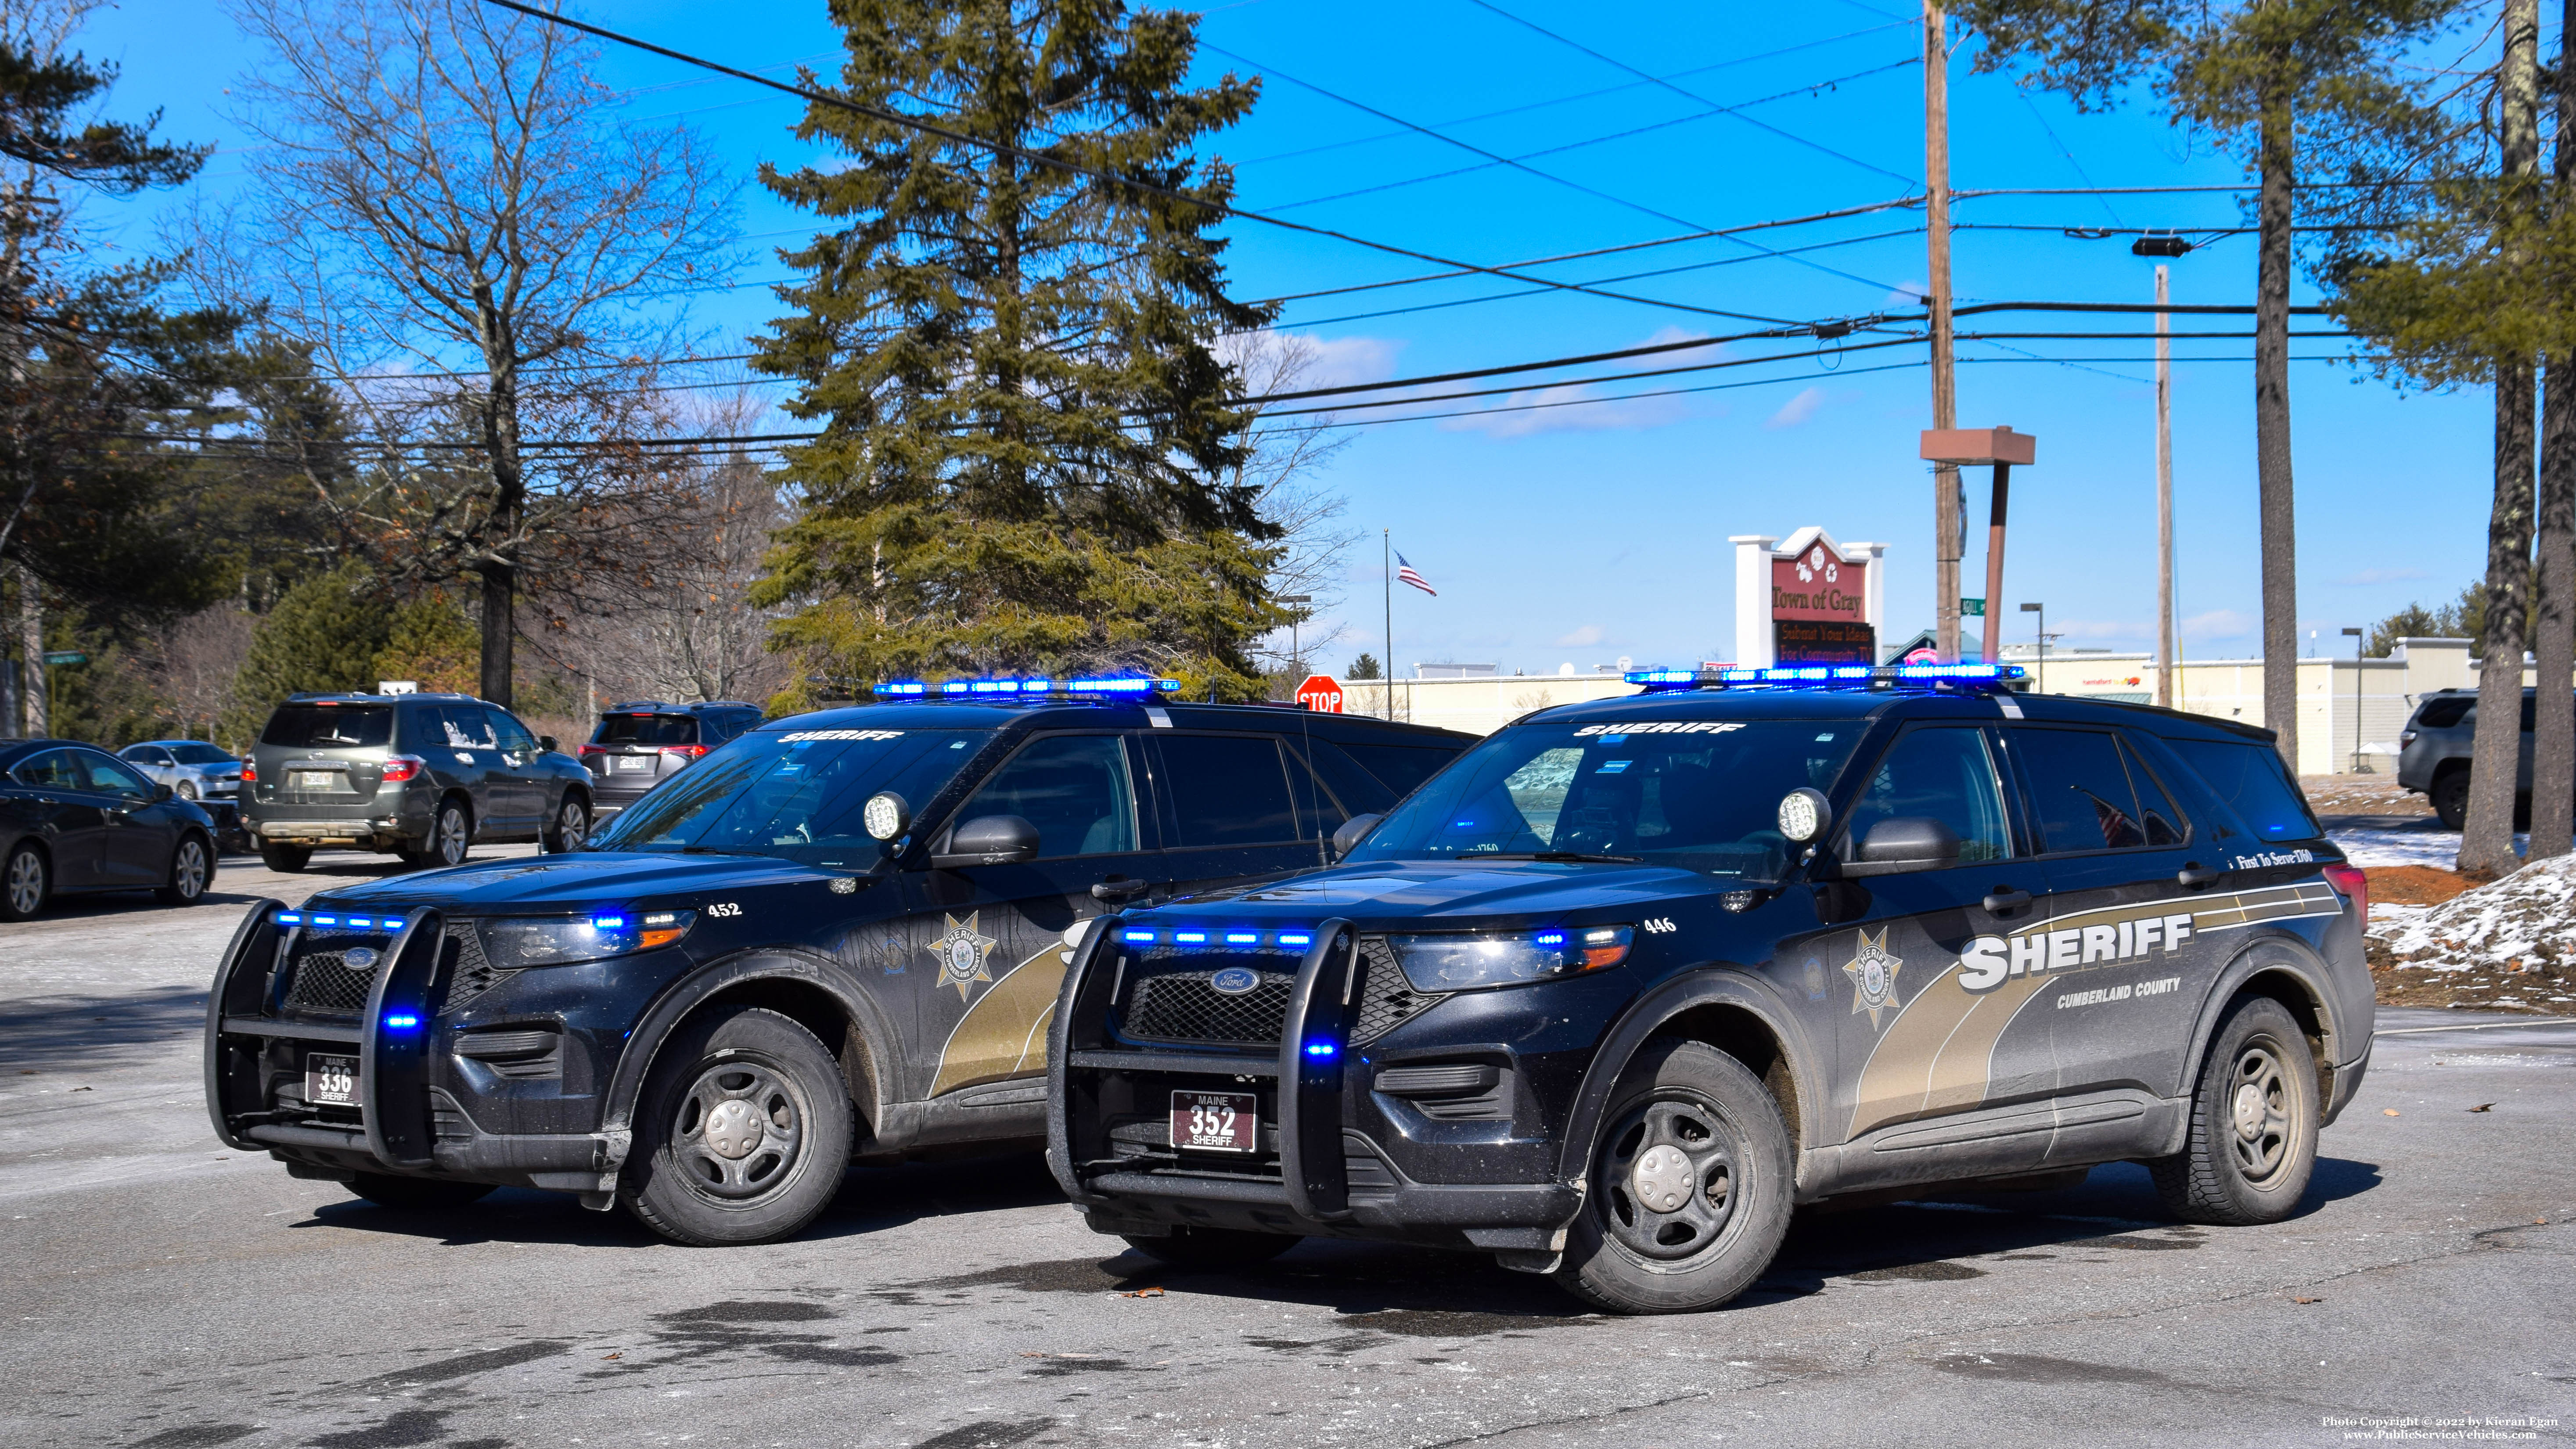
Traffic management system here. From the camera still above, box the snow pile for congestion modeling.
[2370,852,2576,970]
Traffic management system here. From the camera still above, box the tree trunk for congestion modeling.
[2254,76,2299,776]
[475,284,521,708]
[2463,0,2544,877]
[2529,0,2576,861]
[15,560,43,736]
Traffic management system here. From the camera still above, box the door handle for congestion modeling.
[1981,886,2033,914]
[1090,877,1151,904]
[2177,863,2224,888]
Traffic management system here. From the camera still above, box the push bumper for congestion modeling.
[1047,918,1583,1256]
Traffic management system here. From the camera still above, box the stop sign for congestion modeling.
[1295,674,1344,712]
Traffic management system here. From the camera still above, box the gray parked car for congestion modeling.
[242,692,592,872]
[2395,687,2575,829]
[119,740,244,802]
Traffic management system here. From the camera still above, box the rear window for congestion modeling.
[2411,696,2472,730]
[2166,738,2322,843]
[1337,741,1458,798]
[594,713,700,746]
[262,705,394,749]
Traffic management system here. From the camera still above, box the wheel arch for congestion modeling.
[1552,966,1825,1188]
[2180,935,2342,1130]
[601,949,898,1150]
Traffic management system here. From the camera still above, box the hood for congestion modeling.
[1139,858,1714,931]
[312,850,838,913]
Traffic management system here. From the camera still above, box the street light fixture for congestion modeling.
[2342,626,2365,772]
[2019,601,2044,685]
[1280,594,1313,681]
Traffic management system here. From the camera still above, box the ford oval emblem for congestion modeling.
[1209,966,1260,996]
[342,946,380,972]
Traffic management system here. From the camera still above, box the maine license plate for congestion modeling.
[614,754,655,773]
[1170,1090,1257,1153]
[290,770,335,790]
[306,1053,360,1107]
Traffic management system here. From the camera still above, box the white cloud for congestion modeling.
[1765,386,1826,429]
[1225,329,1403,394]
[2051,618,2148,641]
[1438,382,1690,439]
[2183,609,2254,640]
[1555,624,1606,647]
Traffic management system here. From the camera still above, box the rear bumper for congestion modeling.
[245,792,431,848]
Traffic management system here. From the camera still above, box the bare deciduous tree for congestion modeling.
[1219,331,1360,687]
[219,0,736,705]
[156,604,255,743]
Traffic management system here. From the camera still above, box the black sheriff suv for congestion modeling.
[204,677,1468,1244]
[1047,664,2375,1314]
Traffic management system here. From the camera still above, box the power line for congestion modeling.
[479,0,1811,327]
[1464,0,1918,186]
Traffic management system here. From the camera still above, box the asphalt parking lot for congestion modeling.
[3,847,2571,1449]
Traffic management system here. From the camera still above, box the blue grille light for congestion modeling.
[1223,931,1259,944]
[274,911,302,925]
[1173,930,1208,944]
[345,917,373,929]
[592,913,627,930]
[313,915,338,926]
[1277,932,1313,947]
[1303,1040,1338,1058]
[383,1014,420,1030]
[1534,930,1568,947]
[1122,929,1157,944]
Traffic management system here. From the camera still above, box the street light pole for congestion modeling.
[1280,594,1313,686]
[2342,626,2365,772]
[2156,264,2176,709]
[2021,601,2044,689]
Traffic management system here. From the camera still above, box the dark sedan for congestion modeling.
[1,738,220,920]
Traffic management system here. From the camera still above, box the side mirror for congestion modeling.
[1329,812,1382,863]
[932,813,1040,868]
[538,735,558,753]
[1839,817,1961,877]
[151,783,175,802]
[863,790,911,842]
[1777,787,1831,843]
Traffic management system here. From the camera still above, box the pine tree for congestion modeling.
[751,0,1287,703]
[226,564,396,739]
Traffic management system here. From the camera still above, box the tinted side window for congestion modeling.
[80,753,152,797]
[2013,729,2152,852]
[2119,737,2187,846]
[1158,734,1299,846]
[959,734,1137,858]
[126,746,171,766]
[1302,738,1397,816]
[12,748,83,789]
[2165,737,2323,843]
[1842,727,2011,863]
[486,708,538,754]
[263,705,395,748]
[2412,697,2472,730]
[1338,741,1457,799]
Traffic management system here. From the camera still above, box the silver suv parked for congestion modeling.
[242,692,592,872]
[2394,687,2571,830]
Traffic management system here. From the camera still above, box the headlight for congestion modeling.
[477,910,695,968]
[1389,926,1634,992]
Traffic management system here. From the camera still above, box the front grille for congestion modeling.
[283,947,376,1017]
[435,923,515,1014]
[1114,938,1447,1048]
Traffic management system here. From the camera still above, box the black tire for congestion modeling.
[349,1173,496,1211]
[155,834,213,905]
[541,792,589,853]
[258,841,311,873]
[622,1005,853,1247]
[1121,1226,1301,1269]
[403,798,471,870]
[0,841,49,921]
[2432,769,2468,831]
[2148,995,2320,1226]
[1552,1038,1794,1315]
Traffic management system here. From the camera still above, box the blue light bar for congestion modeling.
[1224,931,1259,945]
[383,1014,420,1030]
[312,915,338,927]
[1122,929,1157,943]
[1304,1040,1338,1058]
[872,680,927,697]
[1069,676,1181,694]
[274,911,302,925]
[1626,669,1698,685]
[1627,662,2029,692]
[345,917,373,929]
[1277,932,1313,948]
[1174,931,1208,944]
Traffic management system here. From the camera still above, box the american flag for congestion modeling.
[1395,550,1437,597]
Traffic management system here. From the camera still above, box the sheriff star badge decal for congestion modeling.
[1842,927,1903,1030]
[928,912,999,1000]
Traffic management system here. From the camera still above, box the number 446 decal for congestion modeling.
[1641,917,1677,934]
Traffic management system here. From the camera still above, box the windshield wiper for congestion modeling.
[676,845,770,856]
[1477,851,1642,864]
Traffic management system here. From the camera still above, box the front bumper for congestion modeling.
[203,902,687,1196]
[1047,919,1600,1255]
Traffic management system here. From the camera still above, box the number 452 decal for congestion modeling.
[706,902,743,917]
[1641,917,1677,934]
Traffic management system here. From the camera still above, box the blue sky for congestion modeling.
[86,0,2514,676]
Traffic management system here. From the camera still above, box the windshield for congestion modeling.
[1346,718,1862,881]
[167,743,237,765]
[587,726,993,865]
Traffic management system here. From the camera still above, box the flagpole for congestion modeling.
[1382,529,1393,721]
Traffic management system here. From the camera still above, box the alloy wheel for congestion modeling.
[6,849,43,916]
[171,839,208,901]
[670,1059,806,1201]
[177,779,198,800]
[435,805,469,867]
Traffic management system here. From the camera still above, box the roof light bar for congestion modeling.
[1626,663,2028,692]
[874,675,1181,698]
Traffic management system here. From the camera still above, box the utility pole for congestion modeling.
[1382,530,1394,722]
[1925,0,1961,662]
[2156,264,2177,709]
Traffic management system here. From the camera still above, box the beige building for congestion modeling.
[1336,637,2481,778]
